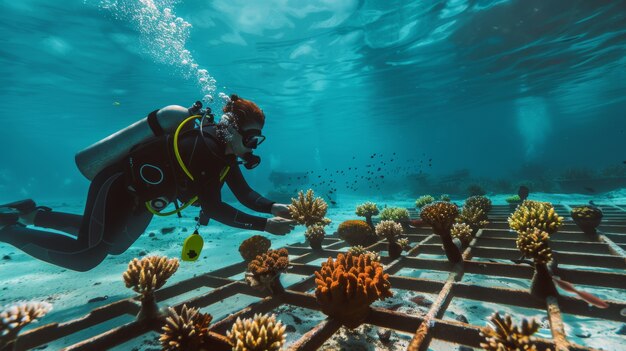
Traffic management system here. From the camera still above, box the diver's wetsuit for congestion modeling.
[0,123,274,272]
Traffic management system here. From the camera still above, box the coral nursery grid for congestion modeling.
[10,204,626,351]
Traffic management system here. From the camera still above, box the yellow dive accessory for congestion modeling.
[182,229,204,261]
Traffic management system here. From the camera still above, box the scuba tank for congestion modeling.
[75,102,203,180]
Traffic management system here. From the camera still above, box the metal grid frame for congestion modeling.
[12,204,626,351]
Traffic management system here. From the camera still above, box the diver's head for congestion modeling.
[220,94,266,168]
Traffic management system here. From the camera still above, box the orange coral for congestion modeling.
[239,235,271,262]
[245,248,289,293]
[314,253,393,329]
[337,220,377,246]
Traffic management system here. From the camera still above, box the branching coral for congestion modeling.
[516,228,553,265]
[480,312,543,351]
[508,200,563,235]
[397,238,411,251]
[420,201,459,235]
[571,206,603,235]
[160,304,228,351]
[571,206,603,221]
[457,205,489,231]
[375,220,405,258]
[123,256,179,295]
[374,220,404,242]
[415,195,435,209]
[347,246,380,262]
[464,195,492,213]
[451,222,473,246]
[245,248,289,294]
[238,235,271,262]
[123,255,179,320]
[227,313,286,351]
[305,224,326,250]
[379,207,410,222]
[288,189,331,227]
[337,220,378,246]
[355,202,379,228]
[0,301,52,350]
[314,253,393,328]
[420,201,461,262]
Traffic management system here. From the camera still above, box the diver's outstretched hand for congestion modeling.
[266,217,296,236]
[271,203,292,219]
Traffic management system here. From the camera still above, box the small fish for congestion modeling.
[113,101,121,106]
[552,276,609,308]
[623,161,626,164]
[583,187,595,193]
[88,295,109,303]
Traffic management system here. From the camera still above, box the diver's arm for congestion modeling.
[225,164,275,213]
[196,173,268,231]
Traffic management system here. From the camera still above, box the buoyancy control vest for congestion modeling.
[75,107,230,217]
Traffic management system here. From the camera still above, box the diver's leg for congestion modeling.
[0,224,109,271]
[101,172,153,255]
[0,167,126,271]
[30,211,83,236]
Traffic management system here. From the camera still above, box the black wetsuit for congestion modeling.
[0,123,273,272]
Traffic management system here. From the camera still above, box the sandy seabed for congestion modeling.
[1,190,625,350]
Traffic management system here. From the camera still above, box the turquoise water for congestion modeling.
[1,0,625,200]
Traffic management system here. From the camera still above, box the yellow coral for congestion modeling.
[288,189,331,227]
[457,205,489,230]
[227,313,286,351]
[337,220,377,246]
[347,246,380,261]
[239,235,271,262]
[415,195,435,208]
[508,200,563,234]
[397,238,411,251]
[314,253,393,329]
[570,205,603,234]
[245,249,289,292]
[305,224,326,241]
[160,304,216,351]
[571,206,602,220]
[465,195,492,213]
[379,207,410,222]
[451,222,473,245]
[0,301,52,349]
[420,201,459,234]
[375,220,404,241]
[516,228,553,265]
[355,201,379,218]
[480,312,545,351]
[123,256,179,295]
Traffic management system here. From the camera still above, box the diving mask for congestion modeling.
[240,128,265,149]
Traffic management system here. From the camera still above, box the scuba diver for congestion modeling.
[0,95,296,271]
